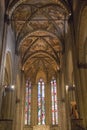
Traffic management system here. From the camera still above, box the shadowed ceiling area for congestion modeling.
[7,0,71,79]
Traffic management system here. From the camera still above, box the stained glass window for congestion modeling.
[38,79,45,125]
[51,79,58,125]
[25,80,31,125]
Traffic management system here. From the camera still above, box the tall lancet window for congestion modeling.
[51,79,58,125]
[25,80,32,125]
[38,79,45,125]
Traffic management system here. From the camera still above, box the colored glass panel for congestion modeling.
[38,79,45,125]
[25,80,31,125]
[51,79,58,125]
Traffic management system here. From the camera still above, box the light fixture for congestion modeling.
[4,84,15,92]
[11,85,15,90]
[66,84,75,92]
[66,85,69,91]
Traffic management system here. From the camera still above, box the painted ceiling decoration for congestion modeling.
[7,0,71,79]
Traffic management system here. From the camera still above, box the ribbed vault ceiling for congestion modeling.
[7,0,71,79]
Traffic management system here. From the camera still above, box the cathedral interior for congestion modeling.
[0,0,87,130]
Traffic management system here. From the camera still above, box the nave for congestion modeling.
[0,0,87,130]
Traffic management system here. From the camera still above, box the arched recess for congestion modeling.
[78,6,87,63]
[1,51,12,119]
[76,5,87,127]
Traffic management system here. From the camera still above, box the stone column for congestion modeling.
[79,68,87,126]
[57,70,67,130]
[45,80,51,125]
[68,16,85,127]
[63,22,72,130]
